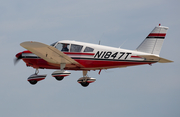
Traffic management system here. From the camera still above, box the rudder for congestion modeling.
[136,24,168,55]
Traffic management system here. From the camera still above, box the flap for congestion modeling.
[20,41,79,64]
[138,55,173,63]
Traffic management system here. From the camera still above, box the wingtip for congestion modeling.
[20,41,46,48]
[20,41,32,47]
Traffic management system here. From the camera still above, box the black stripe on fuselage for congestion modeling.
[21,56,40,59]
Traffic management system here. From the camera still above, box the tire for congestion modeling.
[81,82,89,87]
[55,76,64,81]
[29,80,38,85]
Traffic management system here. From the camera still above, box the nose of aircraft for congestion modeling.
[16,52,23,58]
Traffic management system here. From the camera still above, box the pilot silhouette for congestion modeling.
[61,44,69,52]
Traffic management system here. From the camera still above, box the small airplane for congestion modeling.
[15,24,173,87]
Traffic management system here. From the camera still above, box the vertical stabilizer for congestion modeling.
[136,24,168,55]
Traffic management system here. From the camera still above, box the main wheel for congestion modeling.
[81,82,89,87]
[55,76,64,81]
[29,80,38,85]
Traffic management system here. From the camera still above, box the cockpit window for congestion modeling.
[84,47,94,52]
[50,42,57,47]
[70,44,83,52]
[55,43,69,52]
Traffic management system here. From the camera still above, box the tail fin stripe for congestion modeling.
[148,33,166,37]
[146,36,165,39]
[146,33,166,39]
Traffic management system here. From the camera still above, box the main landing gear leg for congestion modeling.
[81,71,89,87]
[27,68,47,85]
[35,68,39,75]
[60,63,66,71]
[51,63,71,81]
[81,70,89,87]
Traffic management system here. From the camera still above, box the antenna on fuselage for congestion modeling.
[99,40,101,45]
[119,38,129,48]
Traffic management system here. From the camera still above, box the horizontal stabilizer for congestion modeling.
[138,55,173,63]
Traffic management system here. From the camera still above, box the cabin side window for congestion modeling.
[55,43,70,52]
[84,47,94,52]
[70,44,83,52]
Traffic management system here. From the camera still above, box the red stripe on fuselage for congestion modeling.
[131,56,142,58]
[63,52,95,56]
[23,50,32,53]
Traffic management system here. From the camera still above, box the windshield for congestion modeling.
[50,42,58,47]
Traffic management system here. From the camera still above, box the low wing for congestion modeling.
[20,41,79,64]
[138,55,173,63]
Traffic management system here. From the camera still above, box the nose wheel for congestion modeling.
[27,69,47,85]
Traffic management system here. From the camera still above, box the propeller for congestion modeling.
[14,52,22,65]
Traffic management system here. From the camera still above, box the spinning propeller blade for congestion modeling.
[14,52,22,65]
